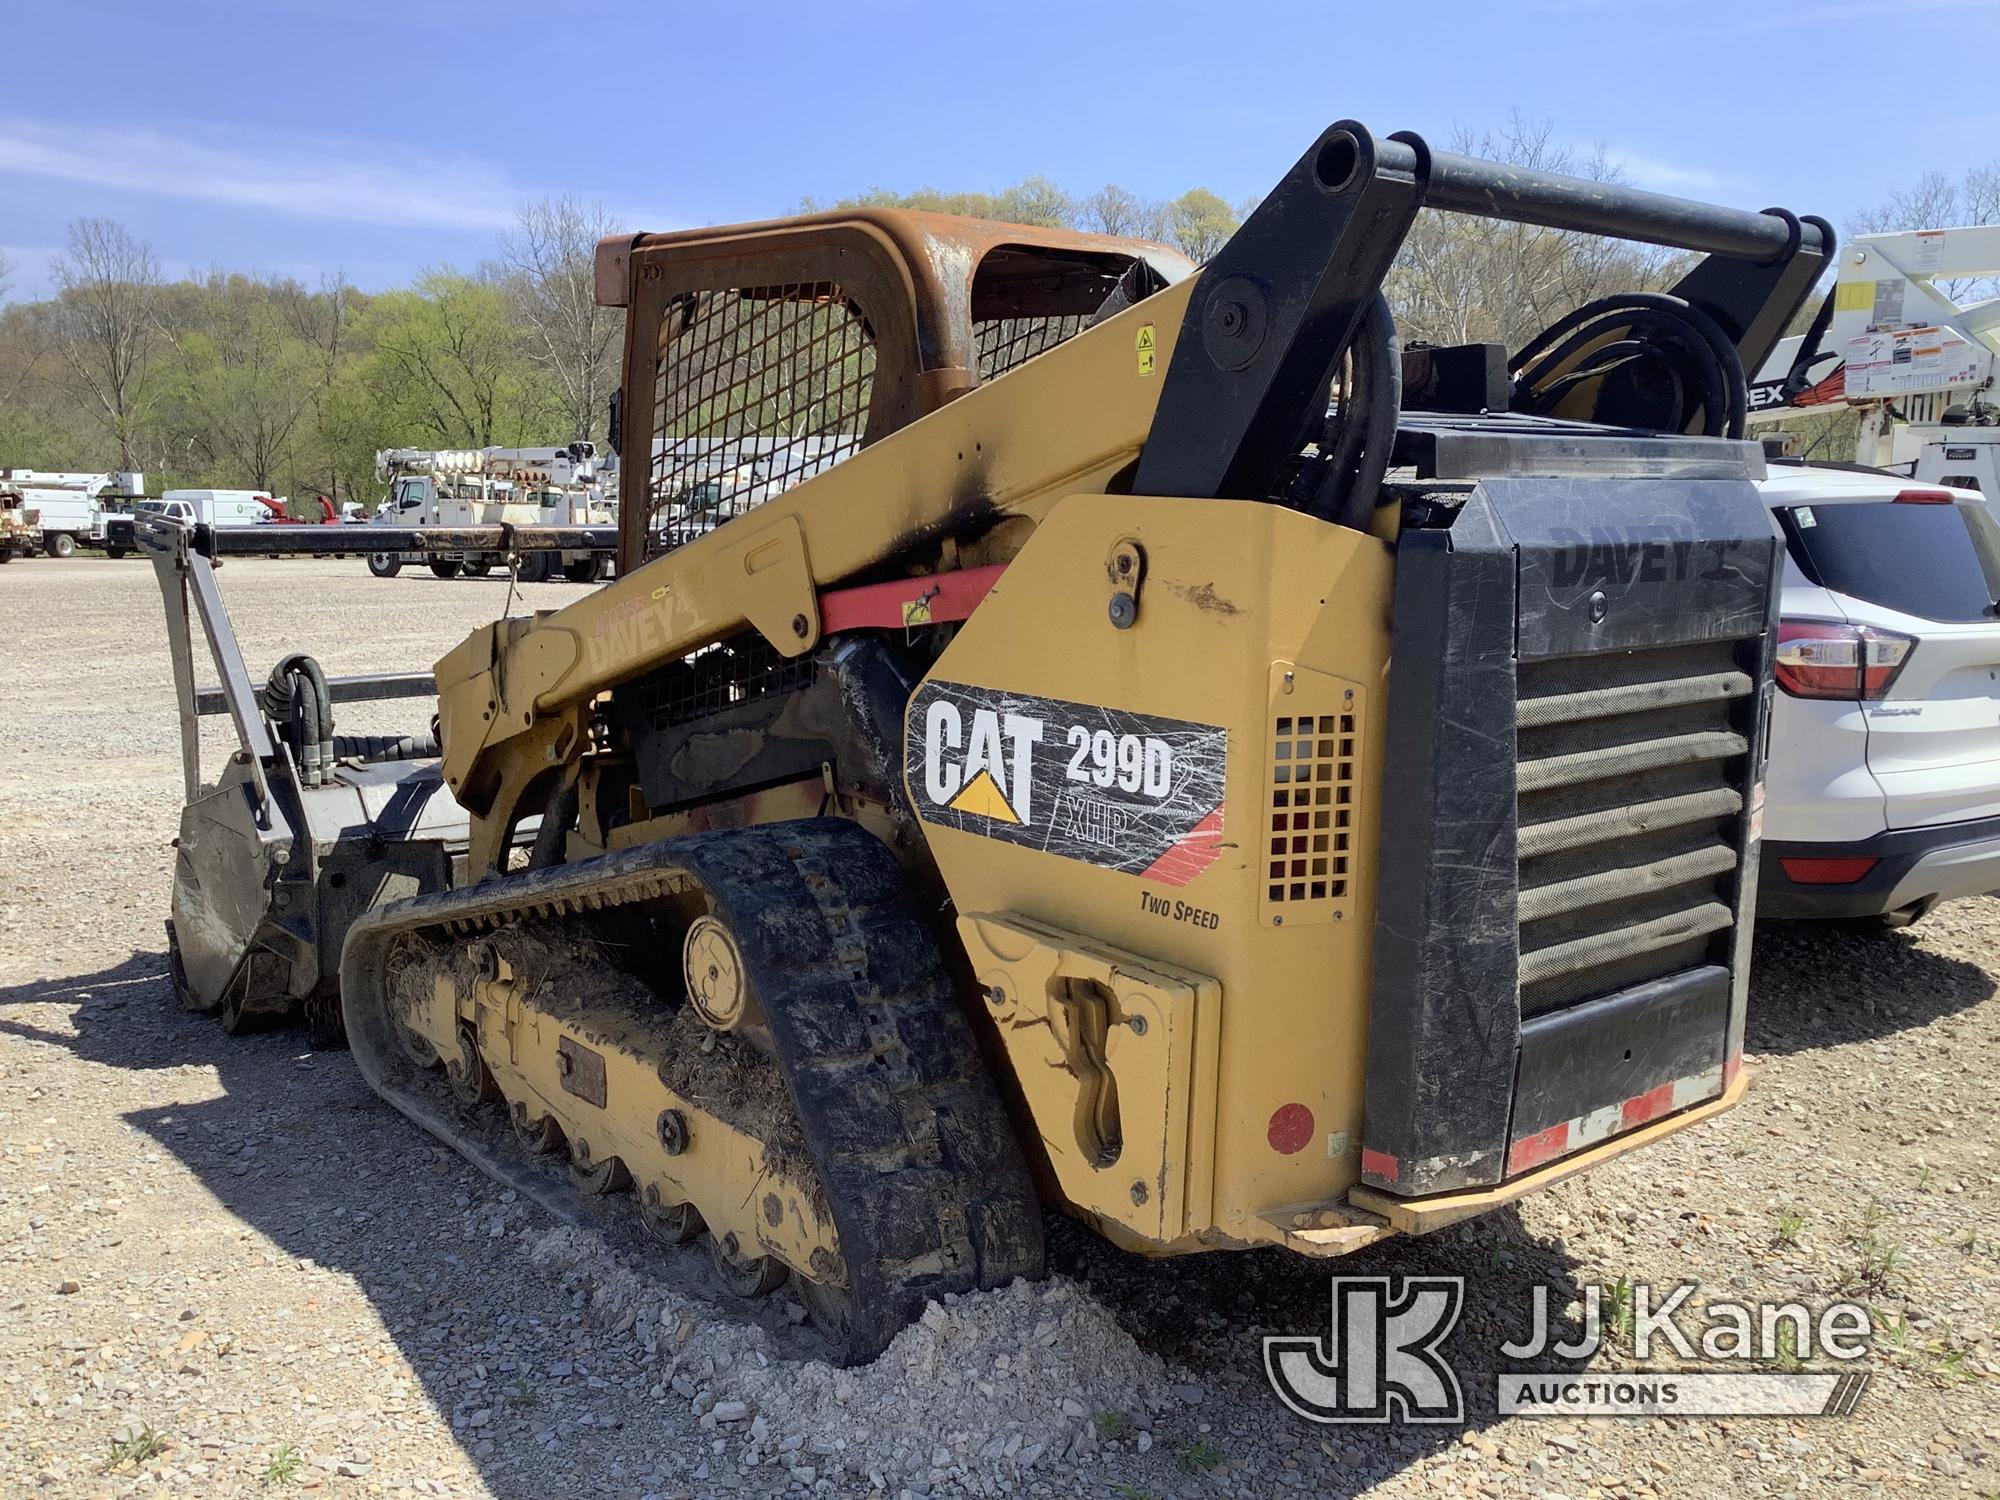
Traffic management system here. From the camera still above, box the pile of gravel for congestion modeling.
[526,1225,1184,1494]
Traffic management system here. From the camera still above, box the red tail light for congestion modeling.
[1894,488,1955,504]
[1774,619,1914,701]
[1779,856,1880,885]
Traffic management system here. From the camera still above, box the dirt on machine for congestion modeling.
[143,119,1831,1364]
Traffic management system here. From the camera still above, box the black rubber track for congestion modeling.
[339,818,1045,1364]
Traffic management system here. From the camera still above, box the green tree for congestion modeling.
[1164,189,1238,263]
[159,274,322,492]
[360,270,559,448]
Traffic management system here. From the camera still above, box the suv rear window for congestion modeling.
[1778,500,2000,622]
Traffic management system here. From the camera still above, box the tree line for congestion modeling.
[0,197,624,505]
[0,114,1982,499]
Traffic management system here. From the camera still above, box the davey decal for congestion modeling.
[907,681,1227,883]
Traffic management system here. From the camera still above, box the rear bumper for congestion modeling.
[1344,1067,1750,1240]
[1759,813,2000,919]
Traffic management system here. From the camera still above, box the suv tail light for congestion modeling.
[1774,619,1915,701]
[1894,488,1955,504]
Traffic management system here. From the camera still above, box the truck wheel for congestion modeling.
[106,547,129,560]
[49,533,75,559]
[563,558,598,584]
[367,553,402,579]
[461,560,492,578]
[429,560,464,580]
[517,552,553,583]
[0,549,12,564]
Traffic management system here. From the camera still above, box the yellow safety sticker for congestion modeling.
[1834,280,1874,313]
[901,596,934,626]
[1136,323,1157,376]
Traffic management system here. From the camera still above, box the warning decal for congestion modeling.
[907,681,1228,883]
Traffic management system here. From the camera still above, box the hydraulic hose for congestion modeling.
[261,654,335,787]
[1511,293,1746,439]
[1307,292,1403,529]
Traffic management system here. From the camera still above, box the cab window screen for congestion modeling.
[1779,501,2000,622]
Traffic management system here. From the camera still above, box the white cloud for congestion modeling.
[1603,148,1729,196]
[1730,0,2000,27]
[0,117,524,232]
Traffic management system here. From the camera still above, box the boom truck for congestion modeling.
[1752,222,2000,489]
[0,469,145,556]
[144,120,1828,1363]
[367,444,613,582]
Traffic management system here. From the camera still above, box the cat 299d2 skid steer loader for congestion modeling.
[158,120,1829,1363]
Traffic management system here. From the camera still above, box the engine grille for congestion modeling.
[1514,640,1753,1018]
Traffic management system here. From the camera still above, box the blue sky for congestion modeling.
[5,0,1998,302]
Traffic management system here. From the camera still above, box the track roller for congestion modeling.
[709,1232,789,1297]
[568,1138,632,1195]
[340,818,1046,1364]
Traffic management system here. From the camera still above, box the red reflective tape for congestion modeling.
[818,563,1007,634]
[1621,1080,1677,1130]
[1507,1121,1570,1176]
[1360,1148,1399,1183]
[1139,806,1226,887]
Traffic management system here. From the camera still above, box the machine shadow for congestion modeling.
[3,951,1604,1498]
[1048,1205,1598,1492]
[1747,909,1996,1055]
[0,949,807,1499]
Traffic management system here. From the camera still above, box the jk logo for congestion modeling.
[1264,1277,1465,1424]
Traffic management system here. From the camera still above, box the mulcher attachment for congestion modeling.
[340,818,1044,1364]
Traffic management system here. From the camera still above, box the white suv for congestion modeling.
[1759,464,2000,927]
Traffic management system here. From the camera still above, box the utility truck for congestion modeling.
[0,470,145,556]
[367,444,613,582]
[1753,223,2000,487]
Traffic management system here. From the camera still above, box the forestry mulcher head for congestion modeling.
[155,121,1831,1364]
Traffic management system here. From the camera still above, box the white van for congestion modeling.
[151,490,282,529]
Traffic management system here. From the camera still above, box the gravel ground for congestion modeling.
[0,557,1995,1499]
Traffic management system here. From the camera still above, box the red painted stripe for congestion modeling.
[1360,1148,1399,1183]
[1621,1080,1677,1130]
[1507,1121,1571,1176]
[1139,806,1226,887]
[1722,1050,1742,1088]
[818,562,1008,634]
